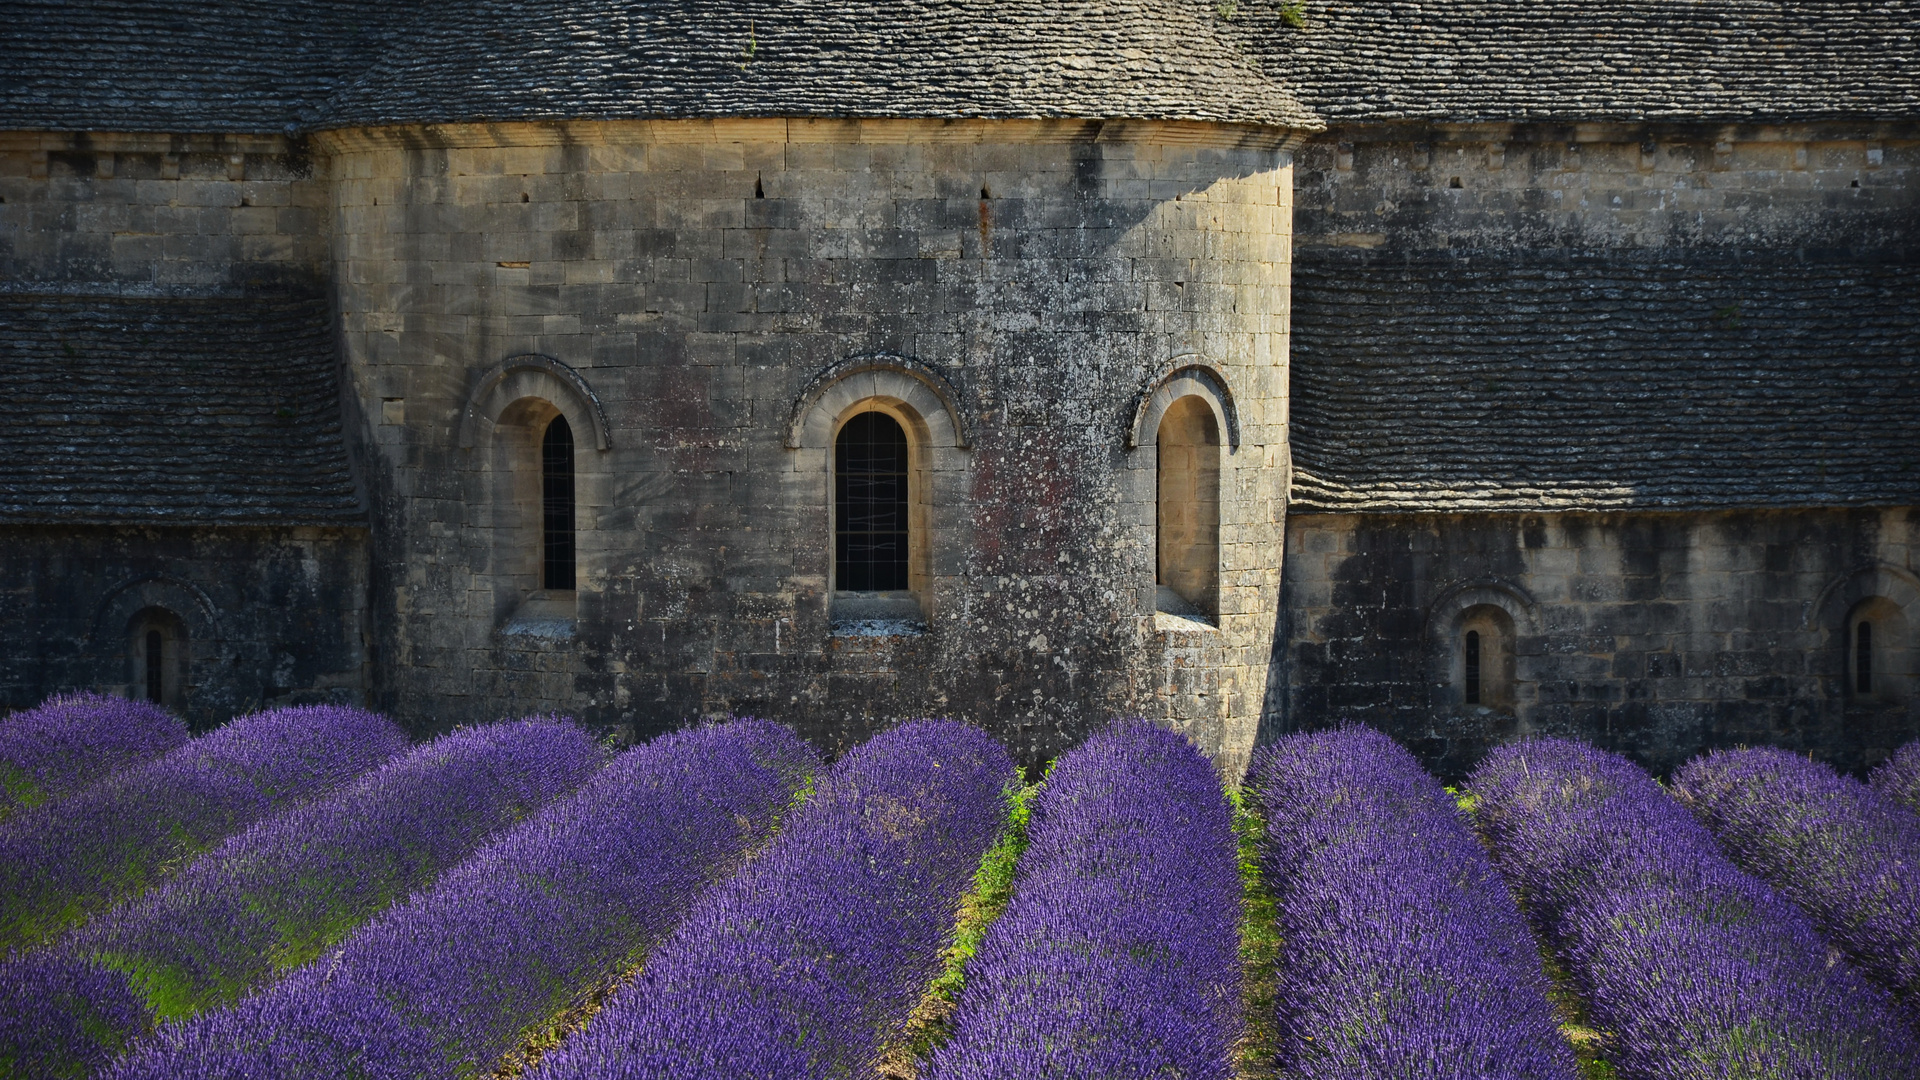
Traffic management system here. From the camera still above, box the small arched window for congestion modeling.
[1156,395,1221,620]
[145,630,164,702]
[130,608,184,709]
[542,415,575,591]
[836,411,910,592]
[1456,605,1515,711]
[1846,599,1909,704]
[1465,630,1483,705]
[1857,620,1873,694]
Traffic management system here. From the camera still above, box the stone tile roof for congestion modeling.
[1241,0,1920,124]
[0,0,395,134]
[1287,250,1920,512]
[2,0,1316,133]
[0,292,364,526]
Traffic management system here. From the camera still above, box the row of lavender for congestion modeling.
[0,701,409,953]
[1473,740,1916,1078]
[1673,745,1920,1018]
[1,717,605,1077]
[7,689,1920,1080]
[11,700,1242,1080]
[94,718,998,1078]
[1250,728,1579,1079]
[0,694,186,821]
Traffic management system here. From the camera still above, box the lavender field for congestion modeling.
[1,696,1917,1080]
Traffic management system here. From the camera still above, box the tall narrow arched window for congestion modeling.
[1845,598,1909,704]
[1456,605,1515,711]
[836,411,910,592]
[1464,630,1483,705]
[145,630,164,703]
[130,608,184,709]
[1857,620,1874,694]
[542,415,575,591]
[1156,395,1220,620]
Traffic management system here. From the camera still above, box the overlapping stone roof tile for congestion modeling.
[1288,250,1920,512]
[0,292,364,526]
[1242,0,1920,123]
[1,0,1317,133]
[0,0,395,133]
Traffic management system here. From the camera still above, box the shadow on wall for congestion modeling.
[1268,512,1920,782]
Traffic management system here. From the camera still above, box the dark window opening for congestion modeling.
[145,629,164,704]
[542,415,576,591]
[1465,630,1482,705]
[836,411,910,592]
[1857,620,1873,694]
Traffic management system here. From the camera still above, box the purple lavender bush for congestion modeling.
[922,721,1240,1080]
[0,705,406,952]
[106,718,820,1080]
[1249,726,1578,1080]
[1872,740,1920,814]
[0,693,187,819]
[526,718,1016,1080]
[1673,746,1920,1013]
[1471,739,1918,1079]
[0,719,605,1079]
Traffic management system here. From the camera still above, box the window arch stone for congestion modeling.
[1127,359,1240,630]
[459,354,612,452]
[1814,563,1918,705]
[785,353,971,452]
[787,355,971,632]
[1425,580,1536,713]
[460,356,610,640]
[91,576,222,704]
[1127,358,1240,453]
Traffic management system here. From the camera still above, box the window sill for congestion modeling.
[1153,585,1217,633]
[501,590,577,642]
[832,618,928,638]
[831,591,926,638]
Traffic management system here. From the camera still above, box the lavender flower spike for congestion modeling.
[1471,739,1918,1079]
[1250,726,1578,1080]
[529,718,1017,1080]
[0,717,605,1079]
[0,693,187,820]
[107,718,821,1080]
[1674,746,1920,1014]
[925,720,1241,1080]
[1872,739,1920,815]
[0,705,407,952]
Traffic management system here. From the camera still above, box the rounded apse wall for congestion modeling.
[324,118,1298,773]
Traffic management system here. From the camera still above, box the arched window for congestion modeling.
[1857,620,1873,694]
[145,629,164,703]
[1156,395,1220,620]
[130,607,184,709]
[1456,605,1515,711]
[836,411,910,592]
[542,415,575,591]
[1465,630,1483,705]
[1847,598,1909,704]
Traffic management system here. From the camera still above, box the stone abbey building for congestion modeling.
[3,1,1916,778]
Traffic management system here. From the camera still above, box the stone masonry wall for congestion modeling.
[1279,508,1920,780]
[1295,120,1918,252]
[326,119,1295,771]
[0,526,370,729]
[0,131,329,290]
